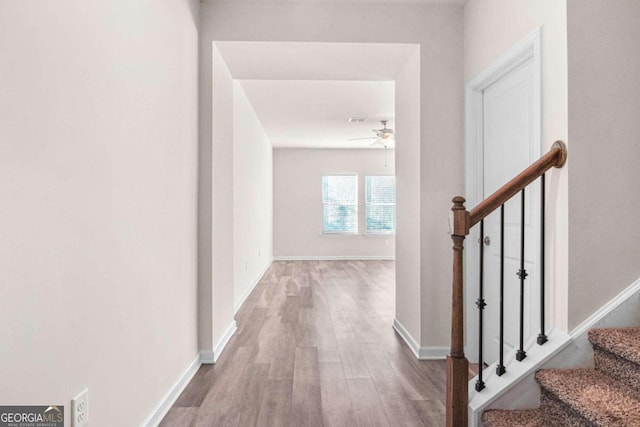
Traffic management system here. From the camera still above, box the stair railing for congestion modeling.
[446,141,567,427]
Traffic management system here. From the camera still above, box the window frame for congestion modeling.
[364,174,396,235]
[321,173,359,235]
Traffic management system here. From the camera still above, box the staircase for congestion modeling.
[482,327,640,426]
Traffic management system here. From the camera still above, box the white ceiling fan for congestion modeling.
[348,120,395,148]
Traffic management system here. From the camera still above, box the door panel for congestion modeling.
[481,58,540,364]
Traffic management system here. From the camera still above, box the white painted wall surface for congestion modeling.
[567,0,640,329]
[207,46,237,354]
[395,50,423,344]
[273,149,395,259]
[200,1,464,350]
[233,82,274,309]
[0,1,199,425]
[464,0,569,331]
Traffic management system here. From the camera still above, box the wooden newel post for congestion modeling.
[447,196,470,427]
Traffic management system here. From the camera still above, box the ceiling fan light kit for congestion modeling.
[345,119,395,168]
[347,119,395,148]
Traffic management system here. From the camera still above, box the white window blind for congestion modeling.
[365,175,396,233]
[322,175,358,233]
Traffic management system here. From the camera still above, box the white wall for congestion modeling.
[0,1,199,425]
[199,45,237,358]
[567,0,640,329]
[233,82,273,309]
[273,149,395,259]
[464,0,569,330]
[200,1,464,350]
[200,49,275,357]
[465,0,640,332]
[395,50,423,344]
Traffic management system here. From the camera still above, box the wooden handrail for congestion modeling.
[445,141,567,427]
[469,141,567,227]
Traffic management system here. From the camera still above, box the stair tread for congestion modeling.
[589,327,640,363]
[481,408,544,427]
[536,368,640,426]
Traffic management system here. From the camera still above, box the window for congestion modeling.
[322,175,357,234]
[365,175,396,233]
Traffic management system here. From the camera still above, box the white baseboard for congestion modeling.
[570,276,640,338]
[201,320,238,364]
[200,350,215,364]
[274,255,395,261]
[392,319,446,360]
[542,275,640,372]
[234,258,273,314]
[141,353,201,427]
[393,318,421,358]
[419,346,449,360]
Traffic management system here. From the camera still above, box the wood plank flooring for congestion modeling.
[160,260,446,427]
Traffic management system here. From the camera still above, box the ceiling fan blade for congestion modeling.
[348,137,377,141]
[369,139,383,147]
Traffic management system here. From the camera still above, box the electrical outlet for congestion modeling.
[72,389,89,427]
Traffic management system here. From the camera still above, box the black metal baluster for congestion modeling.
[496,205,506,376]
[476,219,486,391]
[516,189,528,361]
[538,174,548,345]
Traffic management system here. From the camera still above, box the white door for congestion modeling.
[480,57,540,365]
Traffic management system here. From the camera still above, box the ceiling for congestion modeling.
[215,41,418,81]
[216,41,416,149]
[239,80,394,148]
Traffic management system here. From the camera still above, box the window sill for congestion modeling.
[320,232,359,236]
[319,232,395,237]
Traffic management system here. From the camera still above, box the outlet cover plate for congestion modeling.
[72,388,89,427]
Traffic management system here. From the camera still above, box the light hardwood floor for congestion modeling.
[160,260,446,427]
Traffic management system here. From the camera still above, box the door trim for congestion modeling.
[463,28,542,362]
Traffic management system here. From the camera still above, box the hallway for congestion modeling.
[160,260,446,426]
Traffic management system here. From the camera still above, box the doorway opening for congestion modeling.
[202,41,422,361]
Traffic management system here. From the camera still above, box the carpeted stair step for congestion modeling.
[481,408,545,427]
[589,327,640,393]
[535,368,640,426]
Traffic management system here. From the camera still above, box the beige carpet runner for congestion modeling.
[482,327,640,426]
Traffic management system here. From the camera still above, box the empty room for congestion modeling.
[3,1,640,426]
